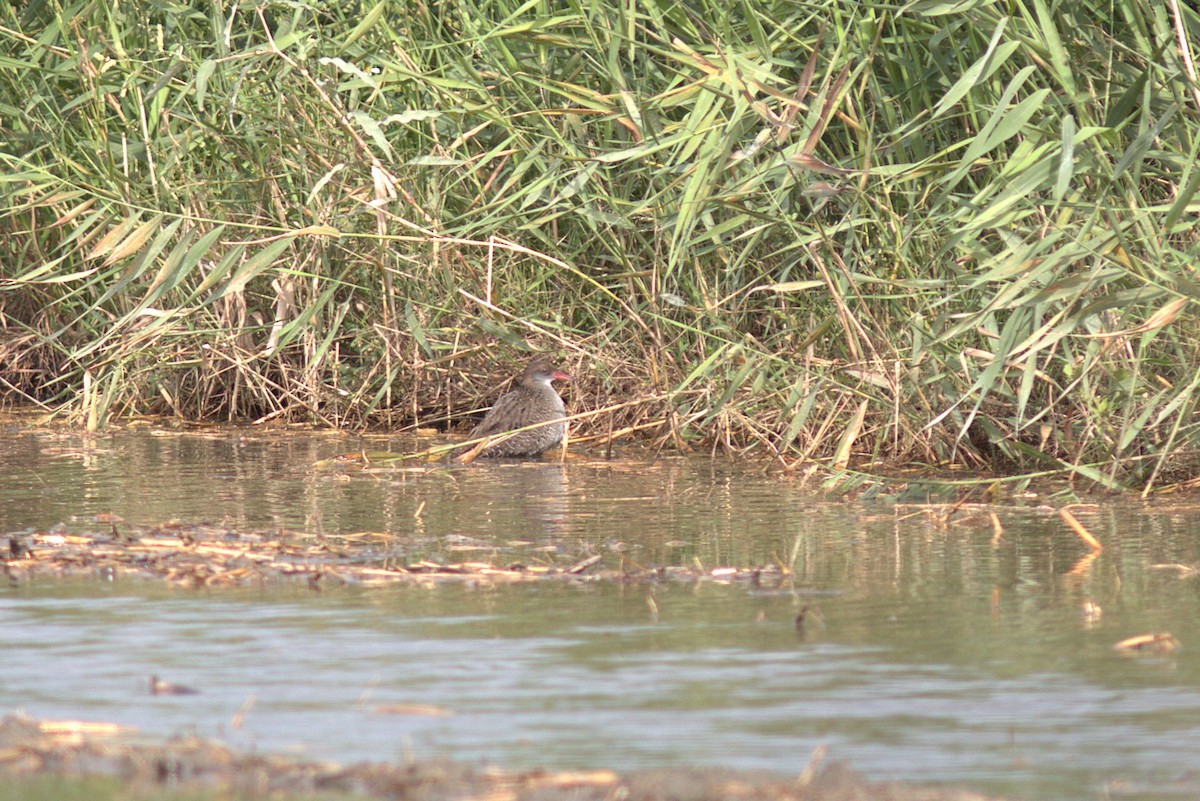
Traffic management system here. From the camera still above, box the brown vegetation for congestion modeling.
[0,715,1005,801]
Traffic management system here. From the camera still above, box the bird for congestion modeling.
[461,359,572,458]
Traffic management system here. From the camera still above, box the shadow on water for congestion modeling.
[4,424,1200,800]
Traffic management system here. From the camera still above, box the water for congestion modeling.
[3,424,1200,799]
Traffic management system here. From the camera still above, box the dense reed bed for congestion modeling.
[3,0,1200,490]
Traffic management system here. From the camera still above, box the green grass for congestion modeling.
[3,0,1200,491]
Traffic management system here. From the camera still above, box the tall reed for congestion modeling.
[2,0,1199,490]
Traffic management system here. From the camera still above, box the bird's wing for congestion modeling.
[467,392,524,439]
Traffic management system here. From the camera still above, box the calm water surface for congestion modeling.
[3,426,1200,800]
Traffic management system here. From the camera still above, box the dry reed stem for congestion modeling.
[1059,508,1103,551]
[1113,632,1180,654]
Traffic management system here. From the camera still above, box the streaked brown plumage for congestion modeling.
[464,359,571,457]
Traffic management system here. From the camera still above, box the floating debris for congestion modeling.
[567,554,603,574]
[0,714,1009,801]
[1,523,790,589]
[1149,563,1200,578]
[32,718,135,737]
[149,675,200,696]
[372,703,454,717]
[1113,632,1180,655]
